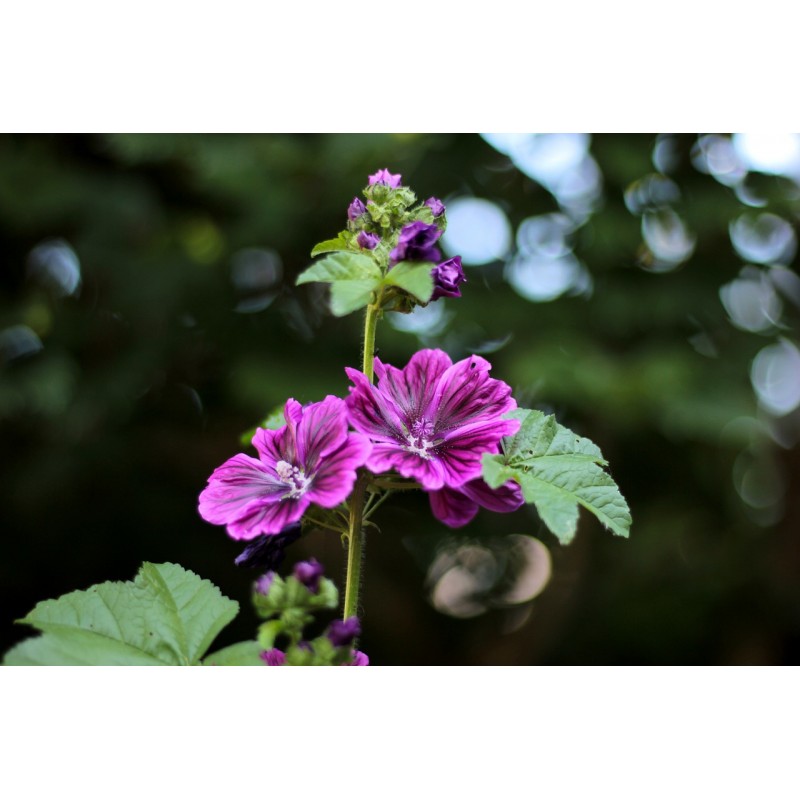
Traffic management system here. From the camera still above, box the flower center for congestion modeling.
[276,460,310,499]
[402,419,437,460]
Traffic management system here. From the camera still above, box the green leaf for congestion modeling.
[383,261,434,304]
[295,252,382,317]
[4,562,239,666]
[203,640,264,666]
[310,233,351,257]
[482,409,631,544]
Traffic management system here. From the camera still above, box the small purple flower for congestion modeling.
[429,478,523,528]
[348,650,369,666]
[345,349,520,491]
[347,197,367,221]
[357,231,380,250]
[293,558,324,592]
[425,197,445,217]
[327,616,361,647]
[255,571,276,595]
[368,169,402,188]
[234,523,301,570]
[389,221,442,266]
[431,256,466,301]
[260,648,286,666]
[199,396,372,539]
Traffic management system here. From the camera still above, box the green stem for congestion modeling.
[342,299,380,620]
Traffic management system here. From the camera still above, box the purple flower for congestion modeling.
[368,169,402,188]
[234,523,301,570]
[431,256,466,300]
[293,558,324,592]
[260,648,286,666]
[255,571,276,595]
[425,197,445,217]
[348,650,369,666]
[347,197,367,221]
[357,231,380,250]
[327,616,361,647]
[429,478,523,528]
[199,396,371,539]
[389,221,442,266]
[345,349,520,491]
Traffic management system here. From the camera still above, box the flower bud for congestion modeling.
[431,256,466,300]
[260,648,286,666]
[234,523,301,570]
[349,650,369,666]
[357,231,380,250]
[254,571,276,595]
[292,558,324,592]
[327,616,361,647]
[389,221,442,266]
[347,197,367,221]
[368,168,402,188]
[425,197,445,217]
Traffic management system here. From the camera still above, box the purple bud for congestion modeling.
[292,558,324,592]
[425,197,445,217]
[255,571,276,596]
[389,221,442,266]
[327,616,361,647]
[234,523,301,570]
[431,256,466,300]
[348,650,370,666]
[357,231,380,250]
[260,648,286,666]
[368,169,402,189]
[348,197,367,221]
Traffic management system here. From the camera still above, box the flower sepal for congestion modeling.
[253,569,339,620]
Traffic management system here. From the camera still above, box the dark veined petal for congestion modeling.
[198,453,287,528]
[306,433,372,507]
[365,443,447,490]
[373,349,452,423]
[225,494,312,540]
[296,395,349,472]
[431,355,516,432]
[459,477,524,514]
[345,367,407,442]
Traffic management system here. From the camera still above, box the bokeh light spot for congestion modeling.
[442,197,512,265]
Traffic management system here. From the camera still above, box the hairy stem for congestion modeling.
[342,299,380,620]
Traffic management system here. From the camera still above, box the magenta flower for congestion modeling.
[199,396,371,539]
[260,648,286,666]
[348,650,369,666]
[368,168,402,188]
[389,221,442,266]
[357,231,380,250]
[429,478,523,528]
[293,558,324,592]
[345,349,519,491]
[431,256,466,300]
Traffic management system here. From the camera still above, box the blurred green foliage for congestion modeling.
[2,133,798,664]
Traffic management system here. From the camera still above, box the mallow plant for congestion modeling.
[4,169,631,666]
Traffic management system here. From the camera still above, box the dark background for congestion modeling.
[2,133,799,665]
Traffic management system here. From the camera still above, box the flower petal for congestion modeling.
[429,487,480,528]
[226,495,311,539]
[306,433,372,507]
[365,443,446,490]
[460,478,524,514]
[345,367,406,442]
[431,355,516,432]
[374,348,452,422]
[296,395,349,471]
[198,453,287,528]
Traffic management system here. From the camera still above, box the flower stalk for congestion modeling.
[342,297,381,620]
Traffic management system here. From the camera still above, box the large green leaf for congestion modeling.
[482,409,631,544]
[4,562,239,666]
[383,261,435,303]
[203,640,264,666]
[295,252,382,316]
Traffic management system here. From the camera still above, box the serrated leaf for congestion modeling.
[483,409,631,544]
[295,252,382,317]
[4,562,239,666]
[384,261,434,303]
[203,640,264,666]
[310,233,351,257]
